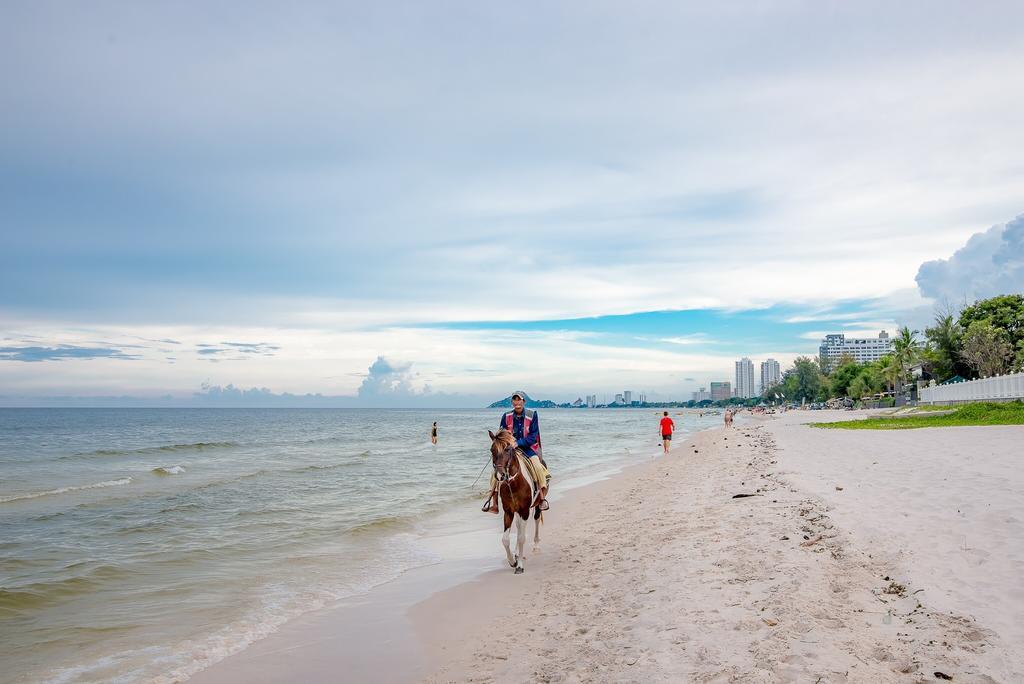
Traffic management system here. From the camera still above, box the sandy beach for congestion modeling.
[415,411,1023,683]
[193,410,1023,683]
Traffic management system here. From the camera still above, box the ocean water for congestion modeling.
[0,407,719,683]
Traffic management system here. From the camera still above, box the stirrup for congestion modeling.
[538,499,550,511]
[481,495,494,512]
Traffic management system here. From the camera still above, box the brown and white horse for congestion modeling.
[488,428,543,574]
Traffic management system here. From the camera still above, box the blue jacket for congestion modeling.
[499,410,540,457]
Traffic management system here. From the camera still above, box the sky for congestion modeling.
[2,2,1023,406]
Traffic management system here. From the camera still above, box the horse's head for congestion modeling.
[488,428,517,481]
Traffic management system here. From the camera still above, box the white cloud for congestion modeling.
[915,214,1024,304]
[660,334,717,346]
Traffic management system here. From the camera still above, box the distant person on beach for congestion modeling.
[483,391,549,513]
[659,411,675,454]
[724,409,733,427]
[430,421,438,445]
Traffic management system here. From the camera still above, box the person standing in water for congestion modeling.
[659,411,675,454]
[430,421,438,445]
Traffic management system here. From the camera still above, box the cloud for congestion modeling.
[3,4,1024,329]
[221,342,281,353]
[356,356,424,401]
[916,214,1024,303]
[195,341,280,360]
[660,334,717,346]
[0,345,138,362]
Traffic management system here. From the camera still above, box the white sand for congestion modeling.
[415,412,1024,683]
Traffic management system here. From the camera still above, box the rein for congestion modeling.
[496,448,524,512]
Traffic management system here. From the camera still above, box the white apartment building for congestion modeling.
[760,358,781,394]
[819,330,892,371]
[735,358,756,399]
[691,387,710,402]
[623,390,632,405]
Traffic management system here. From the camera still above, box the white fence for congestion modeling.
[919,371,1024,404]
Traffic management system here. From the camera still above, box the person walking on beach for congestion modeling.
[430,421,438,445]
[659,411,675,454]
[482,390,549,513]
[724,409,733,428]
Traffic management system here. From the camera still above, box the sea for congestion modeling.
[0,407,721,683]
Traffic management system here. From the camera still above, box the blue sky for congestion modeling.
[1,2,1023,406]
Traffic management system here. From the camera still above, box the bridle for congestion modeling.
[493,444,520,483]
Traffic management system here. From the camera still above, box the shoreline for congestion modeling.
[192,411,1023,682]
[414,412,1023,682]
[189,419,715,682]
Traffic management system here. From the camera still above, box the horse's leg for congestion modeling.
[514,514,526,574]
[502,510,516,567]
[533,507,542,553]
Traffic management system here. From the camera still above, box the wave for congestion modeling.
[68,442,239,458]
[152,465,186,476]
[0,478,132,504]
[0,564,126,614]
[347,515,415,536]
[287,460,362,474]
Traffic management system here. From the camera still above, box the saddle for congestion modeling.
[516,451,549,492]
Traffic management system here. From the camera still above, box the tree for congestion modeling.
[961,320,1014,378]
[782,356,827,402]
[891,326,922,391]
[959,294,1024,375]
[848,375,871,401]
[876,355,901,395]
[959,294,1024,350]
[827,360,865,398]
[924,310,968,381]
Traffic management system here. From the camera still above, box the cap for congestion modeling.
[511,390,526,400]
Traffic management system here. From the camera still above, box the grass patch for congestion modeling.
[902,404,954,413]
[812,401,1024,430]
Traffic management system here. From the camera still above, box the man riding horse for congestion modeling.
[482,390,550,513]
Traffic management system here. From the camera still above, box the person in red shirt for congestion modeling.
[659,411,675,454]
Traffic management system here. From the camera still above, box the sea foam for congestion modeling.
[0,478,132,504]
[152,465,186,476]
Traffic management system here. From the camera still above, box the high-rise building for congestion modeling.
[760,358,781,394]
[614,393,625,405]
[586,394,597,408]
[735,358,756,399]
[623,390,632,405]
[710,382,731,401]
[819,330,892,372]
[691,387,710,402]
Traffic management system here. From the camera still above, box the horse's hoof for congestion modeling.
[514,566,524,574]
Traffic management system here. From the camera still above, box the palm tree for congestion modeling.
[877,355,901,396]
[891,326,922,394]
[925,313,964,381]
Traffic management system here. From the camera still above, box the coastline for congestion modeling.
[188,416,703,683]
[191,411,1024,682]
